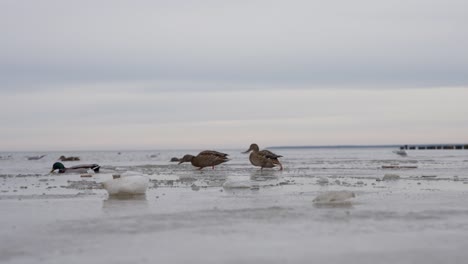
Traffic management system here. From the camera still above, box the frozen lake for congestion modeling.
[1,147,468,263]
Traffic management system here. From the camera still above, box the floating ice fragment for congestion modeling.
[313,191,356,204]
[102,173,149,196]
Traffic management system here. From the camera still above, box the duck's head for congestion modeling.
[242,143,259,153]
[178,154,194,164]
[50,162,66,173]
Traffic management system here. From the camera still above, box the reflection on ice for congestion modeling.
[102,195,148,215]
[249,169,278,176]
[104,194,147,201]
[314,202,354,209]
[249,170,281,181]
[223,179,252,189]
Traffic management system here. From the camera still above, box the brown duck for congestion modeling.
[178,150,229,170]
[243,143,283,170]
[59,155,80,161]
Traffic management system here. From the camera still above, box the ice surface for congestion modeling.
[313,190,356,204]
[1,148,468,263]
[222,179,252,189]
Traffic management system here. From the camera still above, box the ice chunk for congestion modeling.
[102,174,149,196]
[317,176,329,184]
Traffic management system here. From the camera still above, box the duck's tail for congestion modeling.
[91,164,101,173]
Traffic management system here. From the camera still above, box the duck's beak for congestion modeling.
[178,160,184,165]
[242,148,251,154]
[50,169,55,173]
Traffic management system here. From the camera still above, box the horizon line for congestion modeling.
[2,143,468,152]
[268,143,468,149]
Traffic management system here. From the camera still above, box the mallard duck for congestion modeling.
[50,162,100,174]
[178,150,229,170]
[242,143,283,170]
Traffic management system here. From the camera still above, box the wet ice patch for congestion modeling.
[313,190,356,205]
[383,174,400,181]
[222,179,252,189]
[64,180,102,190]
[421,175,437,178]
[120,171,143,177]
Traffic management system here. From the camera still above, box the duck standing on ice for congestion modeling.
[50,162,100,174]
[178,150,229,170]
[243,143,283,170]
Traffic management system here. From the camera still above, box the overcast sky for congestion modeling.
[1,0,467,151]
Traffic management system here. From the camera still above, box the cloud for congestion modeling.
[1,1,467,150]
[1,0,467,90]
[1,86,467,150]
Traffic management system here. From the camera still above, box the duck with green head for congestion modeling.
[178,150,229,170]
[50,162,101,174]
[242,143,283,170]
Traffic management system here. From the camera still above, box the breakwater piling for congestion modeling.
[400,144,468,150]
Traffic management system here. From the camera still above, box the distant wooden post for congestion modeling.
[399,144,467,150]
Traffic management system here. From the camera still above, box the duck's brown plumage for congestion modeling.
[243,143,283,170]
[59,155,80,161]
[199,150,228,158]
[179,150,229,170]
